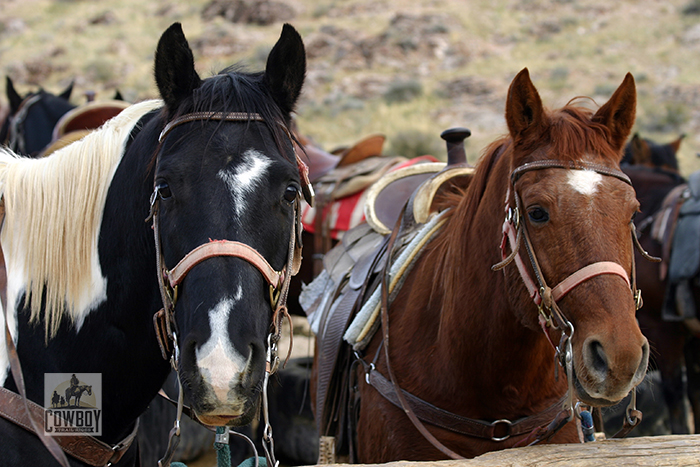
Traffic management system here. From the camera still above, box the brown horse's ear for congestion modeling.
[592,73,636,154]
[630,133,648,165]
[670,134,686,154]
[505,68,545,141]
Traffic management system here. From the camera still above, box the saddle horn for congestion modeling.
[441,127,471,166]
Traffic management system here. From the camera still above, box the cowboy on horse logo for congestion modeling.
[44,373,102,436]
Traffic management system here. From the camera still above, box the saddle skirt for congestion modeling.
[650,169,700,321]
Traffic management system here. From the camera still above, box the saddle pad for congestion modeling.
[668,199,700,283]
[344,209,449,350]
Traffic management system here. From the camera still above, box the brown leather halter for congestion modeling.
[492,159,658,442]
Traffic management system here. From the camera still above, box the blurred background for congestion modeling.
[2,0,699,172]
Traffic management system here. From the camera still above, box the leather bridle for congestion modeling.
[149,110,313,362]
[4,94,42,155]
[148,110,314,467]
[492,159,659,441]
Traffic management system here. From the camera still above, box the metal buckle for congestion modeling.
[634,289,643,310]
[538,304,553,328]
[490,419,513,441]
[505,206,520,229]
[269,283,281,309]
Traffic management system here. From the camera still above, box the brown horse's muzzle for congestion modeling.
[573,330,649,406]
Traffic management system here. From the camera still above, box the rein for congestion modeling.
[150,110,313,467]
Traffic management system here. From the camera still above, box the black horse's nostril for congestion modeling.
[589,340,608,374]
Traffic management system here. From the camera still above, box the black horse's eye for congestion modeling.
[528,207,549,224]
[283,185,298,203]
[156,183,172,199]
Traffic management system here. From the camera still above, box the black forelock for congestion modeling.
[168,66,295,162]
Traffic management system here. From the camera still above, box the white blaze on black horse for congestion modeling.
[0,22,306,466]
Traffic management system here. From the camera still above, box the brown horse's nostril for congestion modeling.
[588,339,608,375]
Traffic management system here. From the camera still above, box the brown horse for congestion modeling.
[622,133,684,173]
[622,160,700,434]
[307,69,650,462]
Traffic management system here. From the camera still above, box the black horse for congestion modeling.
[0,77,75,156]
[0,22,307,466]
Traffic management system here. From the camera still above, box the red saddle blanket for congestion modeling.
[301,155,438,239]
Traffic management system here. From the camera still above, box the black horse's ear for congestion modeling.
[113,89,124,101]
[58,80,74,101]
[264,23,306,116]
[154,23,202,113]
[6,76,23,112]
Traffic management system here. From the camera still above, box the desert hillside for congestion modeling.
[2,0,700,173]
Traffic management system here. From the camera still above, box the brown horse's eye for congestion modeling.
[528,207,549,224]
[283,185,298,203]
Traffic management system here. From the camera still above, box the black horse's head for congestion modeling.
[151,23,306,426]
[1,76,75,156]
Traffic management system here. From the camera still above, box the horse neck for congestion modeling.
[11,115,170,444]
[388,155,565,416]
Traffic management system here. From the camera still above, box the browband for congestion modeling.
[511,160,632,186]
[159,111,265,143]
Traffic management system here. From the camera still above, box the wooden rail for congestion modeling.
[315,435,700,466]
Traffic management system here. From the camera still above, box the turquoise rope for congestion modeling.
[166,427,266,467]
[214,427,232,467]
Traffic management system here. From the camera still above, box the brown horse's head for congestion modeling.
[503,69,649,406]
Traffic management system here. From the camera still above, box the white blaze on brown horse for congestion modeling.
[310,68,650,462]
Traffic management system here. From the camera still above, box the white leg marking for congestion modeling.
[195,293,248,403]
[218,149,272,218]
[567,169,602,196]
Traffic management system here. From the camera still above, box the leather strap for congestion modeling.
[366,367,565,441]
[551,261,629,301]
[511,160,632,186]
[378,201,465,460]
[0,387,138,466]
[499,215,633,308]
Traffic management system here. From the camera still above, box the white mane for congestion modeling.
[0,99,163,339]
